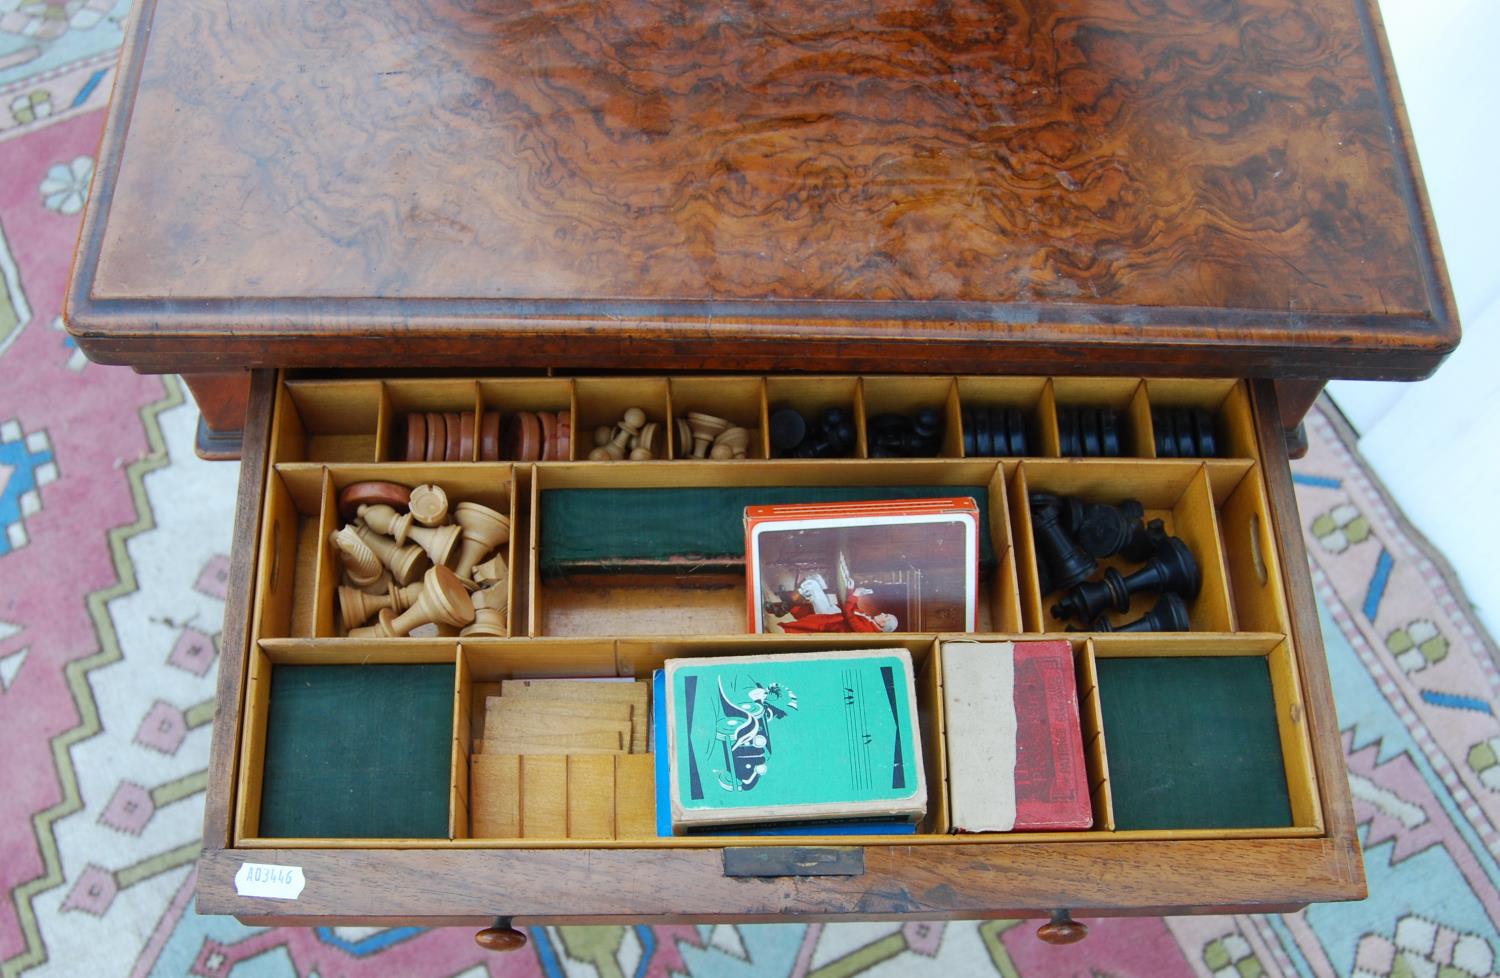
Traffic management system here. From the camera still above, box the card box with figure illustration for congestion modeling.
[664,648,926,832]
[746,498,980,635]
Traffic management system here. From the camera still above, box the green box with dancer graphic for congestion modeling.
[665,648,926,832]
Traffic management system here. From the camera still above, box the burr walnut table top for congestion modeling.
[66,0,1456,378]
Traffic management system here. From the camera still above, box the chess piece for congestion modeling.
[348,607,398,639]
[444,412,462,460]
[344,567,393,595]
[384,565,475,636]
[685,412,729,458]
[452,501,511,578]
[472,554,508,588]
[481,411,502,461]
[1061,498,1164,561]
[337,580,421,631]
[594,425,613,447]
[1051,537,1201,623]
[1152,409,1175,458]
[1029,494,1096,592]
[539,410,558,461]
[354,523,429,585]
[769,408,806,454]
[329,525,384,587]
[1006,407,1028,455]
[408,484,449,526]
[710,426,750,459]
[425,411,446,462]
[1080,409,1102,457]
[591,408,646,461]
[635,422,663,459]
[460,584,509,637]
[359,502,462,567]
[557,410,571,460]
[1173,408,1196,458]
[1057,408,1080,456]
[1091,592,1191,633]
[674,418,693,458]
[1193,409,1218,457]
[337,481,411,521]
[459,413,475,461]
[404,412,426,461]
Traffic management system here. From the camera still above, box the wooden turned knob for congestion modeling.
[1037,910,1088,945]
[475,919,527,952]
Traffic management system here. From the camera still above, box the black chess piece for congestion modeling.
[1099,407,1121,457]
[1081,408,1102,457]
[1058,408,1080,456]
[976,407,992,456]
[1006,408,1028,455]
[1030,493,1096,591]
[962,407,976,456]
[1193,409,1218,457]
[1153,409,1176,458]
[1173,408,1196,458]
[769,408,806,455]
[1065,499,1166,561]
[1050,536,1201,622]
[1091,592,1191,633]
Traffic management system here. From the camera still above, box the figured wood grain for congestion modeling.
[66,0,1457,379]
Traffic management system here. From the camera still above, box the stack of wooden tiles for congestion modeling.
[469,679,654,839]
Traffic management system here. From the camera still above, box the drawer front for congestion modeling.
[196,370,1363,929]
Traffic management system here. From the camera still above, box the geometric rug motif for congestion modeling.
[1,35,1499,978]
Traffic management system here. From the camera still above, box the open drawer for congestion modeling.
[194,370,1363,943]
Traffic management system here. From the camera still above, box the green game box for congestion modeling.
[665,649,926,832]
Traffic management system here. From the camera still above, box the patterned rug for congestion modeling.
[4,10,1500,978]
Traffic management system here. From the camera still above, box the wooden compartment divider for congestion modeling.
[233,375,1319,856]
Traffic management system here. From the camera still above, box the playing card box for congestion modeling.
[746,497,980,634]
[942,639,1092,832]
[665,648,926,832]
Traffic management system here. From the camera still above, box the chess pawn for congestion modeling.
[687,412,731,458]
[636,422,663,458]
[329,525,384,588]
[594,425,613,447]
[407,484,449,527]
[337,583,391,631]
[354,523,429,585]
[385,565,475,636]
[460,584,509,637]
[710,426,750,459]
[472,553,508,587]
[452,501,511,578]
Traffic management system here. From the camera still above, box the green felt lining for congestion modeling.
[1096,656,1293,831]
[539,486,995,579]
[259,664,453,839]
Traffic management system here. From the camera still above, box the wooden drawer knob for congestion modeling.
[475,918,527,952]
[1037,909,1088,945]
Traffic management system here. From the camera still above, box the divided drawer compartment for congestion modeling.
[273,375,1258,463]
[234,632,1319,848]
[198,372,1362,924]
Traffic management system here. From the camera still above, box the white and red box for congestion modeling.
[942,639,1093,832]
[745,497,980,634]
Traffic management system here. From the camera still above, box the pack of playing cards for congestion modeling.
[746,497,980,634]
[664,649,926,832]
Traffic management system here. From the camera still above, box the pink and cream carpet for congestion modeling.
[4,6,1500,977]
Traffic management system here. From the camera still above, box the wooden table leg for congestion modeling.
[182,371,252,460]
[1271,379,1325,460]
